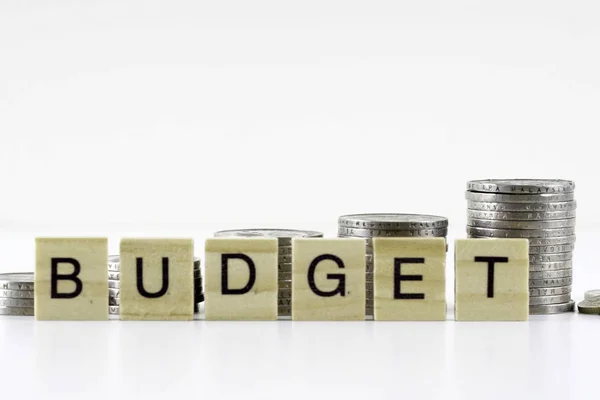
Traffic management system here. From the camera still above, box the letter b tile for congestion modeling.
[35,238,108,320]
[119,239,194,321]
[455,239,529,321]
[292,238,366,321]
[204,238,278,320]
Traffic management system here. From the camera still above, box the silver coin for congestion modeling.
[584,289,600,300]
[0,298,34,307]
[577,298,600,314]
[530,285,571,297]
[529,253,572,263]
[467,179,575,194]
[528,244,575,254]
[278,290,292,299]
[108,255,120,271]
[214,228,323,246]
[278,265,292,273]
[109,305,119,315]
[279,246,292,255]
[108,271,120,280]
[279,272,293,281]
[278,255,292,263]
[529,260,573,272]
[466,209,576,221]
[109,296,119,306]
[529,294,572,306]
[338,227,448,238]
[530,300,574,314]
[0,273,34,291]
[466,226,575,238]
[467,200,577,212]
[278,281,292,289]
[0,289,34,299]
[528,269,572,279]
[466,192,574,203]
[278,298,292,307]
[338,214,448,230]
[0,306,34,316]
[529,277,573,288]
[526,236,576,246]
[467,218,576,230]
[108,280,119,289]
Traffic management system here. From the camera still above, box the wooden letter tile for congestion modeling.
[35,238,108,320]
[373,238,446,321]
[455,238,529,321]
[119,238,194,321]
[204,238,278,320]
[292,238,365,320]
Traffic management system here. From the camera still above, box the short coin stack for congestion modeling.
[0,273,34,316]
[214,228,324,317]
[466,179,576,314]
[108,255,204,315]
[337,214,449,317]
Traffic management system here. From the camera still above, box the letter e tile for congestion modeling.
[373,238,446,321]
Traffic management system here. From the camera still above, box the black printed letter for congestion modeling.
[308,254,345,297]
[51,258,83,299]
[474,256,509,298]
[394,258,425,299]
[136,257,169,298]
[222,254,256,295]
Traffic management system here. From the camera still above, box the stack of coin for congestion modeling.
[107,255,204,315]
[466,179,576,314]
[337,214,449,316]
[0,273,34,316]
[214,228,324,317]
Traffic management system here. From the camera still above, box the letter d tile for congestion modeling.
[204,238,278,320]
[35,238,108,320]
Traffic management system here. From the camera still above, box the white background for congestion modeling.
[1,1,599,399]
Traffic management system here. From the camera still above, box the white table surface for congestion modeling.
[0,225,598,400]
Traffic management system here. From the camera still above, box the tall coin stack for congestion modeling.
[108,255,205,315]
[337,214,449,317]
[214,228,324,317]
[0,273,34,316]
[466,179,576,314]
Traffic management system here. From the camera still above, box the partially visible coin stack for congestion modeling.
[337,214,449,317]
[466,179,576,314]
[214,228,324,317]
[108,255,205,315]
[0,273,34,316]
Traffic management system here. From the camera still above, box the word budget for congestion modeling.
[33,236,530,322]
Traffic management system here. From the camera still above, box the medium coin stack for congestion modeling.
[466,179,576,314]
[214,228,324,317]
[337,214,449,316]
[0,273,34,316]
[107,255,205,315]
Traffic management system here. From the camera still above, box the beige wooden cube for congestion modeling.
[455,238,529,321]
[119,238,194,321]
[35,238,108,320]
[292,238,365,320]
[373,238,446,321]
[204,238,278,320]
